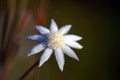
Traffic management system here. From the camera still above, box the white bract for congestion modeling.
[27,19,83,71]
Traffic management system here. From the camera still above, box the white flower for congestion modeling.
[27,19,83,71]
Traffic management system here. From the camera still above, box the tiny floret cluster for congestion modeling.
[48,32,65,49]
[27,19,83,71]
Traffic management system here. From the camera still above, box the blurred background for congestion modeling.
[0,0,119,80]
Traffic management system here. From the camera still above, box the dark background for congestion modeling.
[0,0,120,80]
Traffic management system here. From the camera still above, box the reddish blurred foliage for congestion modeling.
[36,5,47,26]
[18,9,31,28]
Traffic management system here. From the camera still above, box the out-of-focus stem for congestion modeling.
[18,59,39,80]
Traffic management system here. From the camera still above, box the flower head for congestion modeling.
[27,19,83,71]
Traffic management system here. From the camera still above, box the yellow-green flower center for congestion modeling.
[48,32,65,49]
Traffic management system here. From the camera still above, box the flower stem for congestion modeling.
[18,59,39,80]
